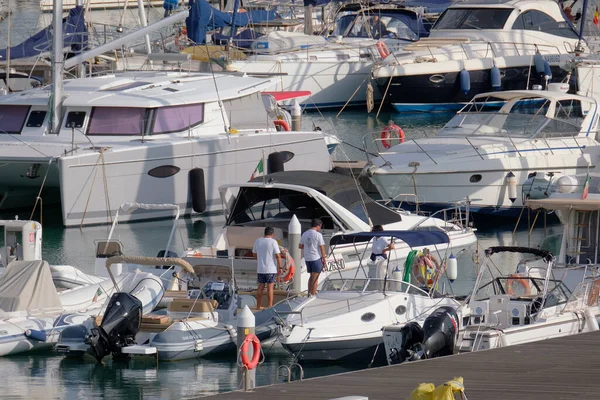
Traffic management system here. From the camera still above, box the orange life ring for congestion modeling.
[587,279,600,306]
[175,27,187,50]
[240,333,261,370]
[506,274,531,296]
[192,251,203,258]
[381,124,404,149]
[278,248,296,282]
[376,41,390,59]
[273,120,291,131]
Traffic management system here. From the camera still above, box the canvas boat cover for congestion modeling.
[0,260,61,313]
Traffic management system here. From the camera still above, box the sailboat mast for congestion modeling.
[6,0,10,93]
[52,0,64,135]
[137,0,152,55]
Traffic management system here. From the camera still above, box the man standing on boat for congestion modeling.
[300,218,327,296]
[253,227,283,309]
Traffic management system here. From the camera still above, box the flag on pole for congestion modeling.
[582,172,591,200]
[250,158,264,180]
[594,7,599,25]
[92,287,103,303]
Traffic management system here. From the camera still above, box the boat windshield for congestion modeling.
[335,13,420,41]
[434,8,513,30]
[474,277,572,307]
[320,277,429,295]
[442,97,585,138]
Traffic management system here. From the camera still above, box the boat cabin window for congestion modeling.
[26,111,47,128]
[87,107,147,136]
[152,103,204,134]
[0,105,29,134]
[65,111,86,129]
[227,187,348,231]
[434,8,512,30]
[512,10,578,38]
[344,14,419,40]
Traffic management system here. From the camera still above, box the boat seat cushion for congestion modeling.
[168,298,218,313]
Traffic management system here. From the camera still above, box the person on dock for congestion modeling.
[300,218,327,296]
[253,226,282,309]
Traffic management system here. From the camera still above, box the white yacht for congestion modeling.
[0,71,337,226]
[364,88,600,218]
[277,231,462,363]
[371,0,584,112]
[184,170,477,292]
[226,6,432,109]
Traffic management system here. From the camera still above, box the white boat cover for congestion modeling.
[118,202,179,214]
[0,260,61,312]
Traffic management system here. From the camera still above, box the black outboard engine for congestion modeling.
[420,306,460,359]
[387,322,424,365]
[87,293,142,362]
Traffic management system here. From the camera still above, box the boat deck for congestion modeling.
[207,330,600,399]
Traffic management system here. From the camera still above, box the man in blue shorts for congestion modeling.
[253,227,282,309]
[299,218,327,296]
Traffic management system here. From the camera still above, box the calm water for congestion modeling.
[0,108,565,399]
[0,5,566,398]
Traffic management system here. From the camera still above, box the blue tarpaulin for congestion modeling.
[186,0,279,44]
[329,231,450,248]
[0,6,87,60]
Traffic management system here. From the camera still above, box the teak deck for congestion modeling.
[207,330,600,400]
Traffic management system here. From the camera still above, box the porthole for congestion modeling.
[361,312,376,322]
[429,74,445,84]
[469,174,482,183]
[148,165,180,178]
[395,305,407,315]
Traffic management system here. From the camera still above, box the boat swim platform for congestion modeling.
[206,330,600,400]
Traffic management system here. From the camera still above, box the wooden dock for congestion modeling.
[207,330,600,399]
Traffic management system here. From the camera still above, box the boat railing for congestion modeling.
[320,277,430,297]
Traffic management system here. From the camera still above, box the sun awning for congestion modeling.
[329,230,450,248]
[527,198,600,211]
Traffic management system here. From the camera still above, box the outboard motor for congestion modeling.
[387,322,424,365]
[87,292,142,362]
[420,306,459,359]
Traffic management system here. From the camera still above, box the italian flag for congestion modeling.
[583,172,590,200]
[250,159,264,180]
[595,7,599,25]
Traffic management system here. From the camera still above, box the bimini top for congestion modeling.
[330,230,450,247]
[246,171,402,226]
[527,197,600,212]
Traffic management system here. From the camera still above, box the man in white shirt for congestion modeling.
[299,218,327,296]
[370,224,395,262]
[252,227,282,309]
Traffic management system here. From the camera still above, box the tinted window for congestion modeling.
[87,107,146,136]
[152,103,204,134]
[26,111,46,127]
[0,105,29,134]
[65,111,86,128]
[435,8,512,30]
[512,10,578,38]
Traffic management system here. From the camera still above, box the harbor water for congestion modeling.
[0,4,565,399]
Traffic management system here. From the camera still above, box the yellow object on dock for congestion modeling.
[182,45,247,62]
[408,377,466,400]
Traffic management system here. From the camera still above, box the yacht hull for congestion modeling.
[281,336,386,364]
[377,65,568,113]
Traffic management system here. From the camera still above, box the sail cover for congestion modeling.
[0,260,61,312]
[0,6,87,61]
[186,0,279,44]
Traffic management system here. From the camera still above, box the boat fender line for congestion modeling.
[189,168,207,213]
[533,52,545,75]
[240,334,261,370]
[376,41,390,59]
[24,329,47,342]
[279,247,296,282]
[273,120,290,131]
[381,122,404,149]
[543,59,552,81]
[584,308,599,332]
[459,69,470,95]
[490,65,501,90]
[267,152,285,174]
[506,274,530,296]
